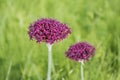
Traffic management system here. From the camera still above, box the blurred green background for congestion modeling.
[0,0,120,80]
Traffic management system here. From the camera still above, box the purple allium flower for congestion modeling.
[65,42,95,62]
[28,18,71,44]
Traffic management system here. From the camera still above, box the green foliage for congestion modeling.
[0,0,120,80]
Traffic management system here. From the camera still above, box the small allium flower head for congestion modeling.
[65,42,95,62]
[28,18,71,44]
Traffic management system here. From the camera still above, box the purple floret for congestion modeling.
[28,18,71,44]
[65,42,95,62]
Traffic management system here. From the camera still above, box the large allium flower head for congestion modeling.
[28,18,71,44]
[65,42,95,62]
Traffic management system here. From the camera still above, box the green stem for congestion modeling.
[80,61,84,80]
[46,44,52,80]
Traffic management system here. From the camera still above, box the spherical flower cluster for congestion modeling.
[65,42,95,62]
[28,18,71,44]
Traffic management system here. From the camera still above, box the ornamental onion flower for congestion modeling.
[28,18,71,44]
[65,42,95,80]
[28,18,71,80]
[65,42,95,62]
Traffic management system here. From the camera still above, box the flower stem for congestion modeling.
[80,61,84,80]
[46,44,52,80]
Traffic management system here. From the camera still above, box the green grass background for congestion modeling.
[0,0,120,80]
